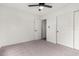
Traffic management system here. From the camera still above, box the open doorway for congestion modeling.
[41,19,47,40]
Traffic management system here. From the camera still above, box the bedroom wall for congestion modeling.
[0,5,39,47]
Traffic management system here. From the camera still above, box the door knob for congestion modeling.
[57,30,59,32]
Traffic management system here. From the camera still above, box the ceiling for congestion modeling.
[0,3,69,15]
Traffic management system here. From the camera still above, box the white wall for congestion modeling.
[45,4,79,49]
[0,5,38,47]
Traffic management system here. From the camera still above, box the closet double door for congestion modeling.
[57,11,79,50]
[56,12,73,48]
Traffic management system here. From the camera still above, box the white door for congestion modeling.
[74,11,79,50]
[57,12,73,48]
[47,16,56,43]
[34,17,41,40]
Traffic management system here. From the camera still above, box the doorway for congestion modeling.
[41,19,47,40]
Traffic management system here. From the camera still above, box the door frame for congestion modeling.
[56,16,58,44]
[73,10,79,49]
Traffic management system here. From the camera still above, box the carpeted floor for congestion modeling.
[0,40,79,56]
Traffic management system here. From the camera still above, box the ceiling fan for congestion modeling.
[28,3,52,11]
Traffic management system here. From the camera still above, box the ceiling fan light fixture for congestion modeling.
[28,3,52,11]
[39,6,44,10]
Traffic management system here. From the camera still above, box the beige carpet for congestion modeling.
[0,40,79,56]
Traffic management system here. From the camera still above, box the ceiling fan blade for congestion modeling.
[44,5,52,8]
[28,5,39,7]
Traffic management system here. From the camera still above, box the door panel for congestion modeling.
[74,11,79,49]
[57,12,73,48]
[47,16,56,43]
